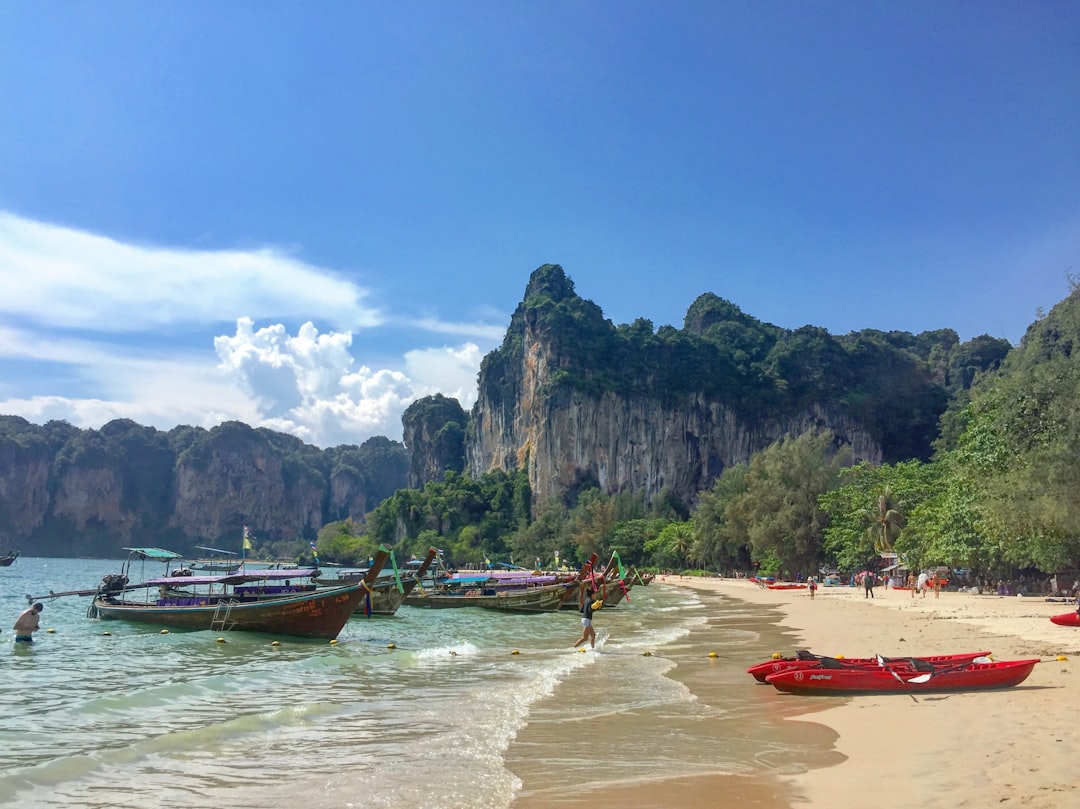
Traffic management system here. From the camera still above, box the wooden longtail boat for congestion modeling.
[568,552,634,609]
[630,568,655,586]
[0,550,18,567]
[747,650,993,683]
[404,580,573,613]
[765,658,1039,694]
[89,549,390,639]
[351,547,438,616]
[560,554,606,611]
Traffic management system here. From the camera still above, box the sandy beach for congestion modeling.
[663,576,1080,809]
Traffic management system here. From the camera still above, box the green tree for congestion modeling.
[690,464,750,571]
[728,430,849,575]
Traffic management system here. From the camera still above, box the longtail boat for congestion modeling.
[316,547,439,616]
[765,658,1039,694]
[88,548,389,639]
[403,580,572,612]
[0,550,18,567]
[560,553,605,611]
[571,551,633,609]
[747,650,993,683]
[630,568,655,586]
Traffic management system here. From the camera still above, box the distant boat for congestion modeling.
[0,550,18,567]
[88,548,390,639]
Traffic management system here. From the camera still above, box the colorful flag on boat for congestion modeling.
[242,525,252,550]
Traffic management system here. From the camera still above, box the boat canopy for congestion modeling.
[122,547,183,560]
[195,545,239,556]
[143,568,319,587]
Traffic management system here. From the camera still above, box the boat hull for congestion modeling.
[765,659,1038,693]
[405,583,570,613]
[747,651,992,683]
[1050,611,1080,627]
[92,584,366,639]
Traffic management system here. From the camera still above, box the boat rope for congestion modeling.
[387,549,404,593]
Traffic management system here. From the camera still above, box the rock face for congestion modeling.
[402,395,467,488]
[0,417,408,557]
[466,271,882,506]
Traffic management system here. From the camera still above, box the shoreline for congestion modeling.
[662,576,1080,808]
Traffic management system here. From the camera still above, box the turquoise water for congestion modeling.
[1,558,829,808]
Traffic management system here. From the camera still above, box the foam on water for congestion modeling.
[1,561,834,808]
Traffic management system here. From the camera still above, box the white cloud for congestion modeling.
[404,343,484,406]
[0,211,383,331]
[214,318,482,446]
[0,212,501,448]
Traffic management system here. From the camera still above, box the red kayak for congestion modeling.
[766,583,808,590]
[765,658,1039,694]
[1050,611,1080,627]
[747,650,992,683]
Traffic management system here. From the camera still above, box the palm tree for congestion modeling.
[670,522,693,567]
[868,489,905,553]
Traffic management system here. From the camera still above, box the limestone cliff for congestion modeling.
[466,264,947,508]
[0,416,407,557]
[402,394,467,488]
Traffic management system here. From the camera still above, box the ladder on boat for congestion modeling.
[210,599,239,633]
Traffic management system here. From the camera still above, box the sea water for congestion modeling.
[1,558,836,808]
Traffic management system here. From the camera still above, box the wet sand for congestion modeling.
[665,576,1080,809]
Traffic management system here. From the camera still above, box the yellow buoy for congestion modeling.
[578,648,587,653]
[835,654,845,659]
[216,637,226,644]
[708,651,718,658]
[1056,655,1068,661]
[387,642,396,649]
[47,628,56,634]
[643,651,652,657]
[102,631,112,636]
[329,639,338,645]
[771,652,782,659]
[160,629,170,635]
[271,640,281,646]
[511,649,520,655]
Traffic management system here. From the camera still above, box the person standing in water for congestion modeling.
[573,587,598,648]
[14,602,43,644]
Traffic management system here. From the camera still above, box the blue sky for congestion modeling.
[2,2,1077,448]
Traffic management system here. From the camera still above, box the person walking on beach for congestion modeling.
[906,571,917,598]
[808,576,817,600]
[573,587,598,648]
[864,571,875,598]
[14,602,42,644]
[917,571,929,597]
